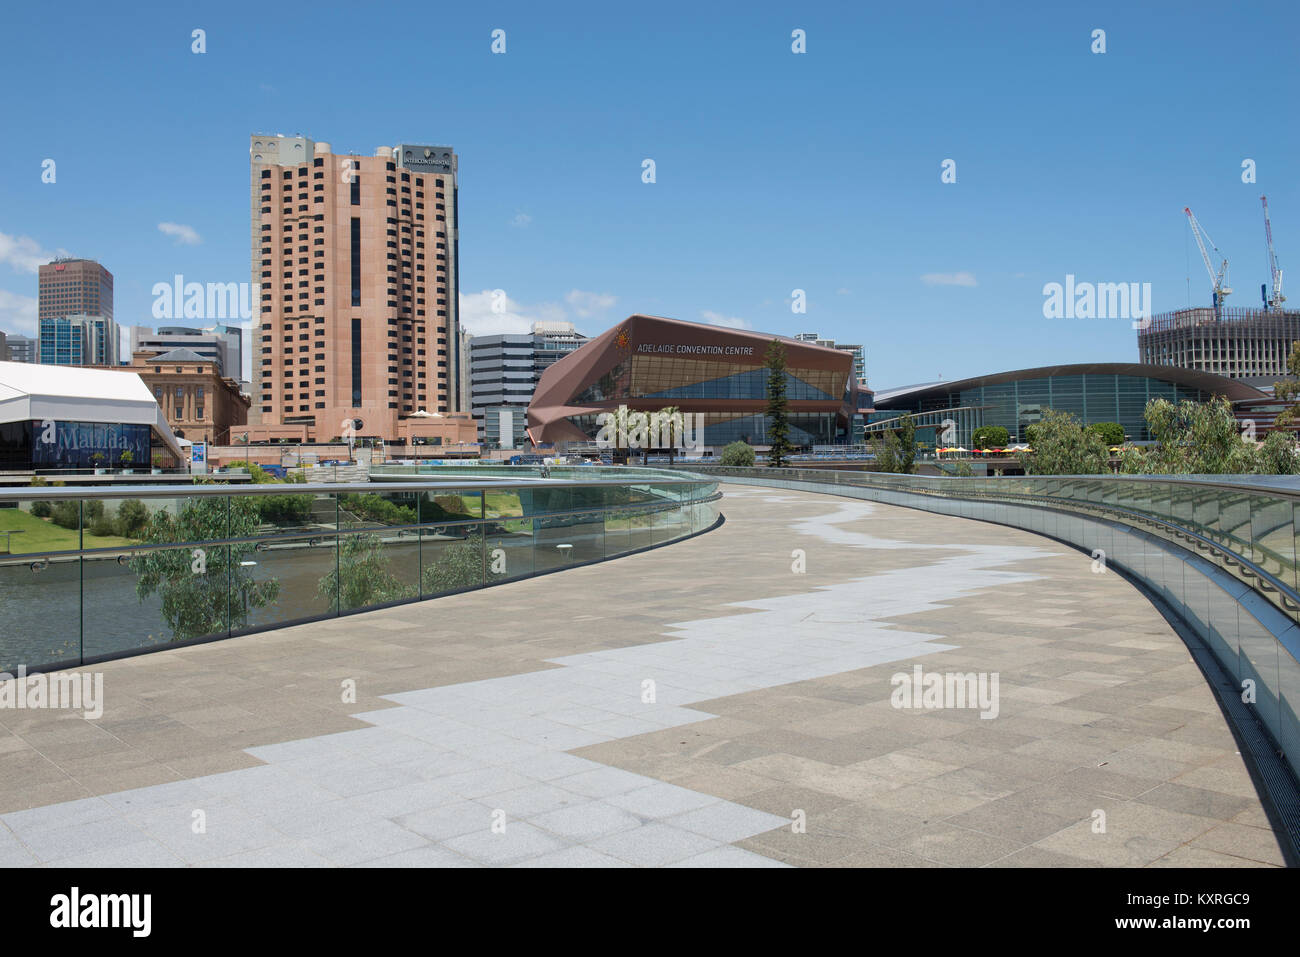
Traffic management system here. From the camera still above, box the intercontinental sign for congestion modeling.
[636,343,756,356]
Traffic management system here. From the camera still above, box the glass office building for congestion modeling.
[868,363,1265,447]
[527,314,858,447]
[37,314,121,366]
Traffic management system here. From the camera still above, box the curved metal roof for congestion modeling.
[873,363,1267,405]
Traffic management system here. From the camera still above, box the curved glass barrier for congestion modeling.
[0,472,720,672]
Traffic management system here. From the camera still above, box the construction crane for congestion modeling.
[1184,206,1232,319]
[1261,195,1285,311]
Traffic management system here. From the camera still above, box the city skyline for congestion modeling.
[0,1,1297,389]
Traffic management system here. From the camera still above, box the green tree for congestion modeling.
[1086,422,1126,446]
[1018,409,1110,475]
[1273,340,1300,429]
[719,440,756,467]
[1255,430,1300,474]
[763,339,794,467]
[1136,396,1258,474]
[422,534,490,594]
[319,533,411,609]
[868,414,917,474]
[1122,395,1296,475]
[115,499,150,538]
[971,425,1009,449]
[129,495,280,641]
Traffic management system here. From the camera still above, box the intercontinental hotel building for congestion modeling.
[247,134,475,446]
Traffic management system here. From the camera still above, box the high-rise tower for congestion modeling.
[248,134,463,443]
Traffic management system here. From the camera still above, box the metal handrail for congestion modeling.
[0,473,718,502]
[0,491,724,562]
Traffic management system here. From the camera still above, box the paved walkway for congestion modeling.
[0,486,1287,866]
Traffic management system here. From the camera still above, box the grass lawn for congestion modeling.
[0,508,136,554]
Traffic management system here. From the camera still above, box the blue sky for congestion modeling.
[0,0,1296,387]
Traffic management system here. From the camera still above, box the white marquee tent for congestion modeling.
[0,360,184,461]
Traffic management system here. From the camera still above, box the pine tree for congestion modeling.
[764,339,794,467]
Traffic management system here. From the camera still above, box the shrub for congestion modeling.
[30,501,51,518]
[90,516,116,538]
[223,460,271,483]
[719,441,756,467]
[1086,422,1126,446]
[115,499,150,538]
[50,501,80,530]
[971,426,1009,449]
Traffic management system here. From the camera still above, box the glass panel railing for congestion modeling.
[421,523,486,597]
[0,552,80,671]
[0,473,720,670]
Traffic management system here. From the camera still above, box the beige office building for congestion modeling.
[247,134,472,446]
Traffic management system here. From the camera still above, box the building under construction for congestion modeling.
[1137,307,1300,384]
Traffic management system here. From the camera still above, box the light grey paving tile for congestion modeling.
[663,803,790,843]
[360,845,481,868]
[198,844,336,867]
[19,818,148,864]
[509,846,634,868]
[589,823,723,867]
[302,819,429,866]
[555,767,654,799]
[482,783,588,818]
[529,802,642,842]
[605,783,723,819]
[254,800,378,840]
[347,781,463,819]
[45,838,185,868]
[304,765,423,798]
[0,842,39,866]
[442,822,568,865]
[509,753,604,781]
[397,801,497,842]
[668,846,793,868]
[102,780,211,814]
[124,804,285,863]
[2,797,118,833]
[440,768,541,799]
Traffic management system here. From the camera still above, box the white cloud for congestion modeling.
[158,222,202,245]
[510,211,532,228]
[459,290,568,336]
[0,232,67,274]
[836,287,851,296]
[920,271,978,287]
[564,289,616,318]
[0,289,39,335]
[700,310,752,330]
[460,287,621,336]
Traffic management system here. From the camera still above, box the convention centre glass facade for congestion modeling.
[874,372,1222,446]
[529,315,856,447]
